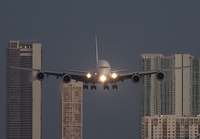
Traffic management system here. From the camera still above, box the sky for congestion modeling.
[0,0,200,139]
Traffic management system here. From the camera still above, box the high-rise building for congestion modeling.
[7,40,42,139]
[141,115,200,138]
[140,53,200,138]
[61,80,83,139]
[140,54,200,117]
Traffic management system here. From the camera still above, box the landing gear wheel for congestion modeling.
[83,84,88,89]
[112,85,118,89]
[91,85,97,90]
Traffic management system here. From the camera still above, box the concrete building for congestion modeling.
[61,80,83,139]
[140,54,200,117]
[7,40,42,139]
[141,115,200,139]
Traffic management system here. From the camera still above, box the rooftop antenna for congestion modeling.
[95,35,98,63]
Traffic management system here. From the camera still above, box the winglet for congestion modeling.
[95,35,98,63]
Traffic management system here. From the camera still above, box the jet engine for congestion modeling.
[156,71,165,81]
[131,74,141,84]
[36,72,45,81]
[62,74,71,83]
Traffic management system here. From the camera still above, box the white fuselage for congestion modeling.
[94,60,111,76]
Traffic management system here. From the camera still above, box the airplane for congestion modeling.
[9,36,189,90]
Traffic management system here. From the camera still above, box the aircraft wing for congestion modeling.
[8,66,89,83]
[111,66,189,83]
[8,66,189,85]
[111,69,130,73]
[9,66,64,76]
[63,69,90,74]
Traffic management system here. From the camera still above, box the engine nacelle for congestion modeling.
[62,74,71,84]
[131,74,141,84]
[156,71,165,81]
[36,72,45,81]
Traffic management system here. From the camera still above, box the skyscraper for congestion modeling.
[61,80,83,139]
[140,53,200,138]
[140,53,200,117]
[7,40,42,139]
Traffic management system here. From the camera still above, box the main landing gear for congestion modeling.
[83,84,118,90]
[103,84,118,90]
[112,84,118,89]
[83,84,97,90]
[91,85,97,90]
[83,84,88,89]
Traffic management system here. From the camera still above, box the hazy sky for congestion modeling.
[1,1,200,139]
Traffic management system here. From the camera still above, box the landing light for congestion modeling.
[100,75,106,82]
[111,73,117,78]
[87,73,91,78]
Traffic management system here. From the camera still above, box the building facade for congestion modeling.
[61,80,83,139]
[140,53,200,138]
[7,40,42,139]
[141,115,200,139]
[140,54,200,117]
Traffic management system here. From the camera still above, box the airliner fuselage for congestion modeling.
[95,60,111,77]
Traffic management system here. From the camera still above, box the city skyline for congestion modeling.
[1,1,200,139]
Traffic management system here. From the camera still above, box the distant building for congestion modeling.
[141,115,200,139]
[140,54,200,117]
[61,80,83,139]
[7,40,42,139]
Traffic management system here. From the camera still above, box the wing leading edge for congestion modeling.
[8,66,88,83]
[114,66,189,83]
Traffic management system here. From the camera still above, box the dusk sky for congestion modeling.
[1,1,200,138]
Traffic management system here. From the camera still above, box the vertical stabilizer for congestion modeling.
[95,35,98,63]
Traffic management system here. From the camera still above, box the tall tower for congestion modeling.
[7,40,42,139]
[140,53,200,117]
[61,80,83,139]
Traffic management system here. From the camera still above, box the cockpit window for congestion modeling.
[100,66,108,69]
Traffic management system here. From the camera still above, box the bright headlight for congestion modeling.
[100,75,106,82]
[111,73,117,78]
[87,73,91,78]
